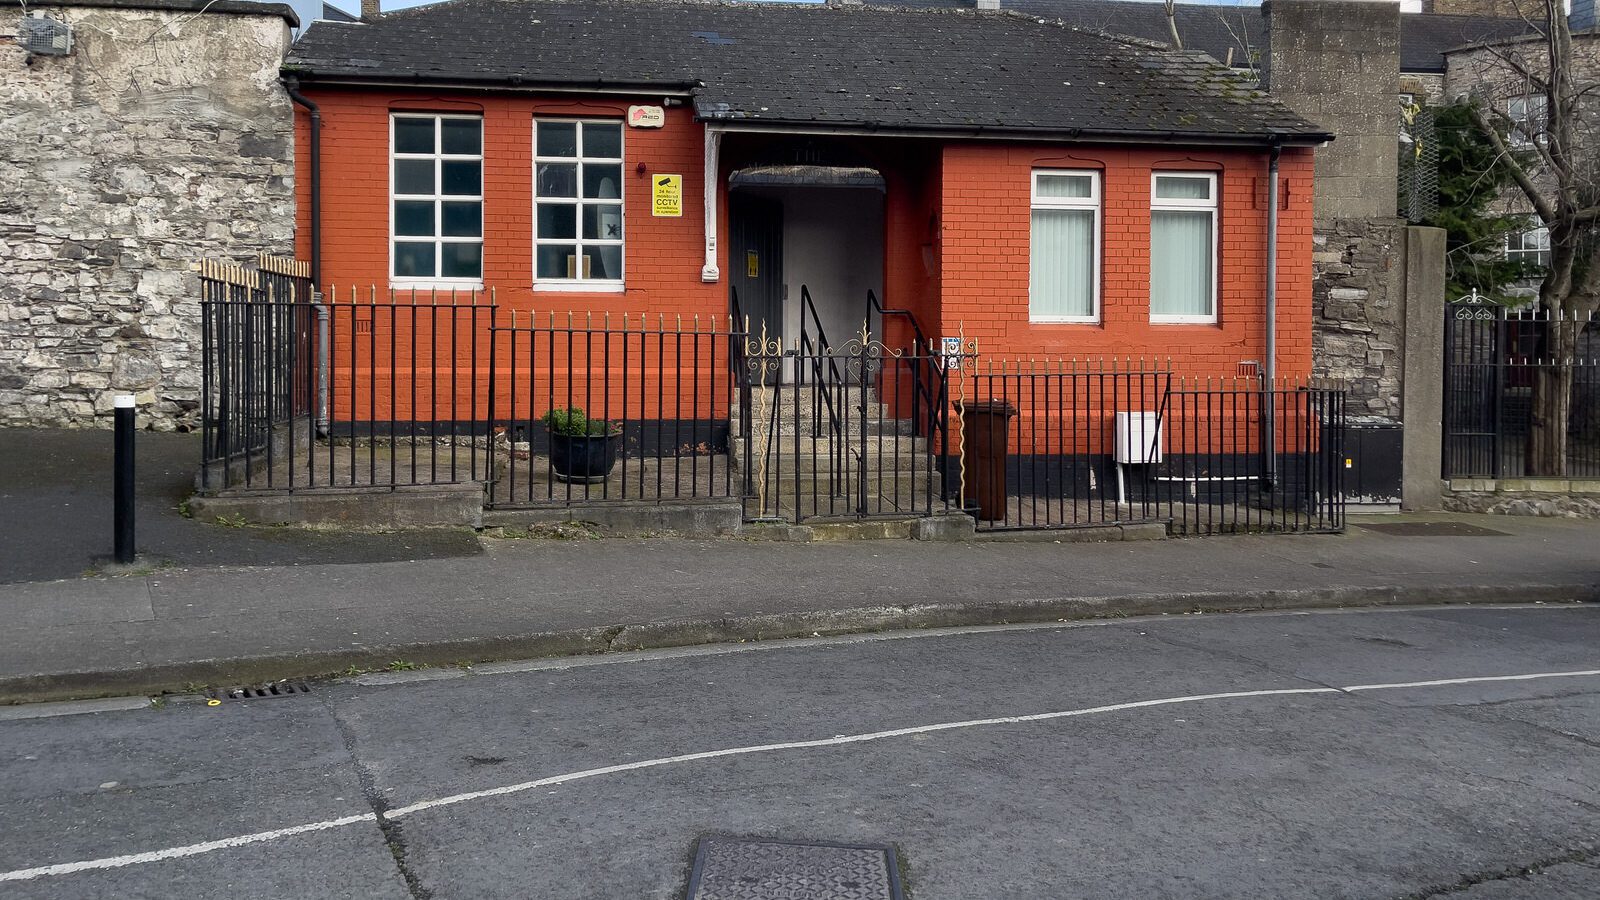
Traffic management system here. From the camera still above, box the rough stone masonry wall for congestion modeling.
[1268,3,1408,422]
[1312,217,1408,421]
[1443,490,1600,518]
[0,5,294,430]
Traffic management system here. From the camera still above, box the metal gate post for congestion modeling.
[857,335,869,518]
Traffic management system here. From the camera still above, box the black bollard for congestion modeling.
[114,395,136,565]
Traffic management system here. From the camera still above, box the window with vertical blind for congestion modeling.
[1029,170,1100,322]
[391,114,484,283]
[1150,172,1218,323]
[534,119,625,290]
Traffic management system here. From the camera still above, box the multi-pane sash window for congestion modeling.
[1150,173,1218,323]
[1029,170,1100,322]
[1507,94,1547,148]
[1505,225,1551,269]
[534,119,624,289]
[391,114,483,283]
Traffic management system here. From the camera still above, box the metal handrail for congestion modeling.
[868,289,946,450]
[798,285,848,441]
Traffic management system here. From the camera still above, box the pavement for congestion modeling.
[0,429,483,584]
[1,427,1598,704]
[2,603,1597,898]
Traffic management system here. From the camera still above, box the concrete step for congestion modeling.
[735,418,918,437]
[732,435,940,470]
[758,471,944,503]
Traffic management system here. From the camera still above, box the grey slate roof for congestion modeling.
[285,0,1331,144]
[894,0,1534,74]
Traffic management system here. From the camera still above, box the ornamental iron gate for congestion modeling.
[739,322,952,522]
[1444,294,1600,479]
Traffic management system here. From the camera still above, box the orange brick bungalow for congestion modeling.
[284,0,1329,381]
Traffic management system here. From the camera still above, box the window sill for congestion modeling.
[534,281,626,293]
[1029,316,1101,325]
[391,279,485,291]
[1150,316,1219,325]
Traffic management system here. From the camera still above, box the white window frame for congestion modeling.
[1149,171,1220,325]
[1505,224,1552,269]
[1507,94,1547,149]
[533,118,626,293]
[389,113,484,288]
[1028,169,1102,324]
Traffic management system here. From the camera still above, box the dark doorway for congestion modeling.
[730,193,784,348]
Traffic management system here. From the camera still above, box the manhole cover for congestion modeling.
[685,837,905,900]
[1358,521,1509,537]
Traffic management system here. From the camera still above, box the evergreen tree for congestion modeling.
[1414,102,1538,302]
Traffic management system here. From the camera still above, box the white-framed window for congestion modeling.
[534,119,624,291]
[1150,172,1219,323]
[1028,169,1101,322]
[1505,225,1551,269]
[1507,93,1547,148]
[390,113,483,284]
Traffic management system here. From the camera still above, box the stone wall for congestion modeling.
[1444,490,1600,518]
[1311,218,1409,421]
[1398,73,1445,108]
[1264,0,1401,221]
[0,2,295,430]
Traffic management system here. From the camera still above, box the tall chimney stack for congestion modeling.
[361,0,380,21]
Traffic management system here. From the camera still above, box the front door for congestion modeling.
[729,194,783,355]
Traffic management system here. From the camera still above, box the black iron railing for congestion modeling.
[1445,297,1599,479]
[316,286,495,489]
[959,362,1345,535]
[199,256,315,490]
[200,263,1347,534]
[200,263,496,492]
[487,312,744,508]
[869,289,950,471]
[742,339,952,522]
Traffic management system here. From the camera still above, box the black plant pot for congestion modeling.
[548,431,619,483]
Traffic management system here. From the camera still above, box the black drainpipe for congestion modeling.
[283,76,321,285]
[283,76,329,435]
[1262,141,1282,492]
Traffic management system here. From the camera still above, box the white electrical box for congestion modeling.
[1113,411,1162,464]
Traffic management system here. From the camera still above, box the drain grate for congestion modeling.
[204,682,312,702]
[1358,521,1509,537]
[685,836,905,900]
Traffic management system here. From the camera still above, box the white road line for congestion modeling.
[4,667,1598,883]
[0,814,376,883]
[1345,669,1600,692]
[384,687,1337,819]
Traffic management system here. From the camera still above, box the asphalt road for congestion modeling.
[2,603,1597,899]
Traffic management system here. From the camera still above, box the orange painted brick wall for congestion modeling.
[296,87,724,318]
[293,90,1318,426]
[937,143,1316,379]
[295,88,732,421]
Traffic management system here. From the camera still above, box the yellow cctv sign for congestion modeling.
[652,175,683,217]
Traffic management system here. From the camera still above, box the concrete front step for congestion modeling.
[733,435,936,462]
[734,417,919,437]
[745,452,937,475]
[760,471,942,501]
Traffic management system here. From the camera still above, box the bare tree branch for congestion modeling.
[1467,102,1558,224]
